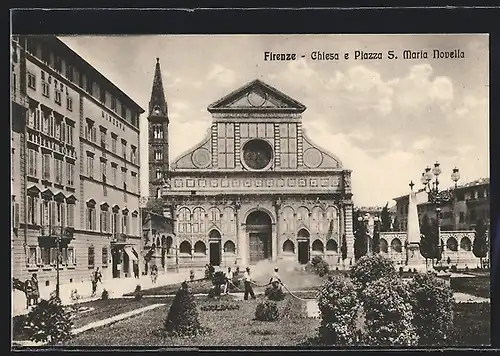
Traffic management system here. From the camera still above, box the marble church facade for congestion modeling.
[148,67,354,268]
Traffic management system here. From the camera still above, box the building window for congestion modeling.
[122,211,129,235]
[121,103,126,118]
[66,162,75,187]
[87,155,94,178]
[86,202,97,231]
[27,246,38,267]
[54,56,62,73]
[111,96,117,111]
[100,160,107,180]
[42,153,51,180]
[111,134,117,153]
[27,196,39,225]
[131,211,138,236]
[111,164,117,185]
[88,246,95,267]
[131,172,137,192]
[66,63,74,82]
[66,124,74,146]
[100,130,106,148]
[121,140,127,159]
[154,150,163,161]
[28,72,36,90]
[130,146,137,164]
[54,157,63,184]
[102,247,108,265]
[121,169,127,188]
[28,149,38,177]
[99,87,106,103]
[85,120,96,142]
[42,80,50,97]
[67,203,75,227]
[153,124,163,139]
[156,169,162,180]
[86,77,93,95]
[66,96,73,111]
[54,88,62,105]
[112,211,119,234]
[100,207,110,232]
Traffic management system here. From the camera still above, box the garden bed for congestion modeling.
[450,276,490,298]
[12,298,161,341]
[124,279,214,296]
[60,295,316,346]
[449,302,490,346]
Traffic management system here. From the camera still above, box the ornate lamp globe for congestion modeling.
[432,161,442,176]
[424,166,433,181]
[357,216,363,222]
[451,167,460,183]
[373,216,379,222]
[420,172,427,185]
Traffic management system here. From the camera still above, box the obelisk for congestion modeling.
[406,181,426,270]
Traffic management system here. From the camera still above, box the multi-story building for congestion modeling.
[392,178,490,232]
[11,35,145,291]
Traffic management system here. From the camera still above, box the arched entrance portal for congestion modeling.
[209,230,222,266]
[246,210,272,263]
[297,229,310,265]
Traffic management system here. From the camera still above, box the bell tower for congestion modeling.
[147,58,169,198]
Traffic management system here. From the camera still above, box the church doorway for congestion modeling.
[209,230,222,266]
[246,210,272,263]
[297,229,310,265]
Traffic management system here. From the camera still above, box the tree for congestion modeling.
[429,218,441,262]
[419,214,432,266]
[340,234,348,265]
[380,203,392,232]
[349,254,397,291]
[372,221,380,254]
[354,228,368,261]
[146,198,165,214]
[164,281,203,336]
[472,218,488,268]
[392,216,400,232]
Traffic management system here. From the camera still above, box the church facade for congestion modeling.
[148,62,355,269]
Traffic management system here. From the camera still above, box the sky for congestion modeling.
[59,34,489,207]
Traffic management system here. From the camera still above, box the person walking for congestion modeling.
[91,267,102,297]
[242,267,256,300]
[133,262,140,279]
[151,265,158,284]
[224,267,234,295]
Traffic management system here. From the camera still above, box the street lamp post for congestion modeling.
[420,162,460,266]
[55,234,61,299]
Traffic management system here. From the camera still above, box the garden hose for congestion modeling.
[279,282,310,302]
[249,281,272,288]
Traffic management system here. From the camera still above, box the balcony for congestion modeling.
[11,87,29,108]
[111,232,127,243]
[40,225,74,239]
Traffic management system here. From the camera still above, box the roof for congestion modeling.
[47,36,145,114]
[207,79,306,113]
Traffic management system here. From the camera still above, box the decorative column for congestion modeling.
[271,223,277,262]
[239,223,248,267]
[232,199,244,267]
[273,197,282,262]
[343,201,355,262]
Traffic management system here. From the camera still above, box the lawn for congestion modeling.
[450,276,490,298]
[449,303,490,346]
[61,295,319,347]
[12,298,161,341]
[126,279,214,296]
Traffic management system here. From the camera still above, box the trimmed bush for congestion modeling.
[24,295,73,344]
[101,289,109,300]
[407,273,454,345]
[264,285,286,301]
[317,275,360,345]
[255,301,280,322]
[350,254,397,290]
[361,277,418,346]
[200,304,240,312]
[164,281,204,336]
[306,256,330,277]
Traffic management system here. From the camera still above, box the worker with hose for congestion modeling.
[242,267,256,300]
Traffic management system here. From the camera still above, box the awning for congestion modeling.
[124,246,139,261]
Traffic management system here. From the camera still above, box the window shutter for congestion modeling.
[50,201,56,228]
[61,204,66,228]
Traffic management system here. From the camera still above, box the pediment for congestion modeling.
[207,79,306,113]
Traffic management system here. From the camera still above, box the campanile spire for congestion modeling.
[147,58,170,198]
[148,57,168,120]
